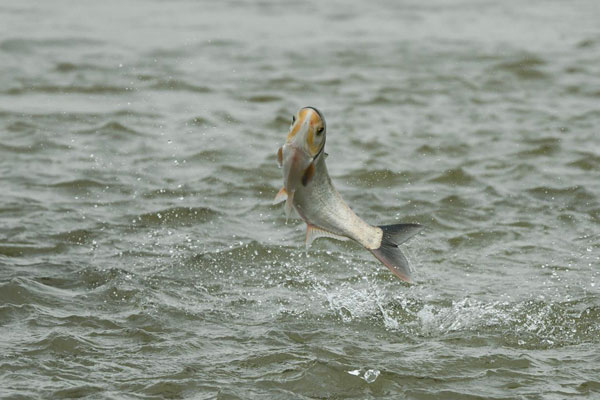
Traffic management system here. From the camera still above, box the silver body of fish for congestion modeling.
[274,107,422,282]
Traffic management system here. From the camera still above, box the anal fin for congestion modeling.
[305,224,348,249]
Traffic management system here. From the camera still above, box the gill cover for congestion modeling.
[303,106,326,159]
[276,107,328,218]
[295,107,326,187]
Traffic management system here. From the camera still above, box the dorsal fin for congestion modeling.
[305,224,348,249]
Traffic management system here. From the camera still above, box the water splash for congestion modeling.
[347,368,381,383]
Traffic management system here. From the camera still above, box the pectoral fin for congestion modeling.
[273,187,288,204]
[274,186,294,220]
[277,147,283,168]
[301,162,315,186]
[305,224,348,249]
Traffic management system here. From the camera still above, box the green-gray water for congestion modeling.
[1,1,599,399]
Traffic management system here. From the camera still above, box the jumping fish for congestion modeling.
[274,107,423,282]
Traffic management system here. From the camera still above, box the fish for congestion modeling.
[274,106,423,282]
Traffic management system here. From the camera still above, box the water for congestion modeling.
[1,0,599,398]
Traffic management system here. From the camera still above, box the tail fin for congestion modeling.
[370,224,423,282]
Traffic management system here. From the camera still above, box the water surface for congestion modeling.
[1,0,599,398]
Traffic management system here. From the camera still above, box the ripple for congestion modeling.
[50,179,109,189]
[27,331,99,356]
[77,121,145,138]
[0,303,37,325]
[429,167,476,186]
[416,143,470,156]
[214,110,241,124]
[0,243,65,257]
[0,277,73,305]
[245,94,282,103]
[516,142,561,157]
[577,37,600,49]
[568,152,600,170]
[51,229,97,245]
[0,139,70,153]
[0,37,103,53]
[54,61,98,73]
[77,267,131,289]
[134,207,219,227]
[4,120,38,133]
[185,116,213,127]
[491,54,548,80]
[341,168,403,187]
[5,84,128,95]
[94,285,142,303]
[526,185,598,210]
[149,78,211,93]
[52,386,104,399]
[568,109,600,127]
[577,380,600,394]
[447,230,517,249]
[186,149,227,163]
[266,114,293,130]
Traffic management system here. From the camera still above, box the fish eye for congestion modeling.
[316,126,324,136]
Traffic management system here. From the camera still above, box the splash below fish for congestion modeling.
[274,107,423,282]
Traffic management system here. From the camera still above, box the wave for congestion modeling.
[76,121,146,138]
[0,139,70,153]
[51,229,97,245]
[133,206,219,227]
[526,185,598,210]
[5,84,128,95]
[0,37,103,53]
[429,167,476,186]
[340,168,404,188]
[489,54,549,80]
[568,152,600,171]
[49,179,109,189]
[245,94,282,103]
[0,243,65,257]
[149,79,211,93]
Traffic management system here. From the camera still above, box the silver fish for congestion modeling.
[274,107,423,282]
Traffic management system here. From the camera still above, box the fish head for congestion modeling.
[281,107,326,194]
[286,106,326,158]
